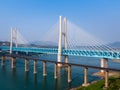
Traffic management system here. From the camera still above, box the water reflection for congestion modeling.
[34,74,37,84]
[42,76,47,90]
[1,66,6,75]
[68,82,72,90]
[25,71,29,83]
[11,68,16,77]
[54,79,58,90]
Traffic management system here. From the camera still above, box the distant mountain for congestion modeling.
[29,41,58,47]
[108,41,120,48]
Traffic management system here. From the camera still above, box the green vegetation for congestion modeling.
[77,77,120,90]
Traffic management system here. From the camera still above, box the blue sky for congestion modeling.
[0,0,120,42]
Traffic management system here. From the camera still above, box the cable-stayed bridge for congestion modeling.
[0,16,120,73]
[0,16,120,88]
[1,16,120,59]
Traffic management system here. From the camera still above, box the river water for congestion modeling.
[0,55,120,90]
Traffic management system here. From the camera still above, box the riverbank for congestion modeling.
[72,71,120,90]
[77,77,120,90]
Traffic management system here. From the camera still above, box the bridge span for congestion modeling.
[1,46,120,59]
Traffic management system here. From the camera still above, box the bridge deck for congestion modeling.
[1,46,120,59]
[5,54,120,72]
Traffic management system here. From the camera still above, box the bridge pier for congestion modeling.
[82,67,89,86]
[43,61,47,76]
[33,60,37,74]
[100,58,108,73]
[1,56,5,66]
[68,65,71,83]
[65,56,68,63]
[25,59,29,72]
[11,57,16,69]
[105,70,109,88]
[54,63,58,79]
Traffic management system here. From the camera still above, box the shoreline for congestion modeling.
[70,71,120,90]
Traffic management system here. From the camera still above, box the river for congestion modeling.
[0,55,120,90]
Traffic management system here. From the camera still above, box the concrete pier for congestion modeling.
[65,56,68,63]
[33,60,37,74]
[43,61,47,76]
[100,58,108,73]
[105,70,109,88]
[11,57,16,69]
[82,67,89,86]
[1,56,5,66]
[68,65,71,83]
[25,59,29,72]
[54,63,58,79]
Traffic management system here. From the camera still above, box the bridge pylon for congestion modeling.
[10,27,18,54]
[57,16,68,67]
[57,16,62,67]
[63,17,68,63]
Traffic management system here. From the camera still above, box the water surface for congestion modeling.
[0,55,119,90]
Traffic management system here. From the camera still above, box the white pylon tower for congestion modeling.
[10,27,18,54]
[57,16,62,66]
[10,27,13,54]
[64,17,68,63]
[57,16,68,67]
